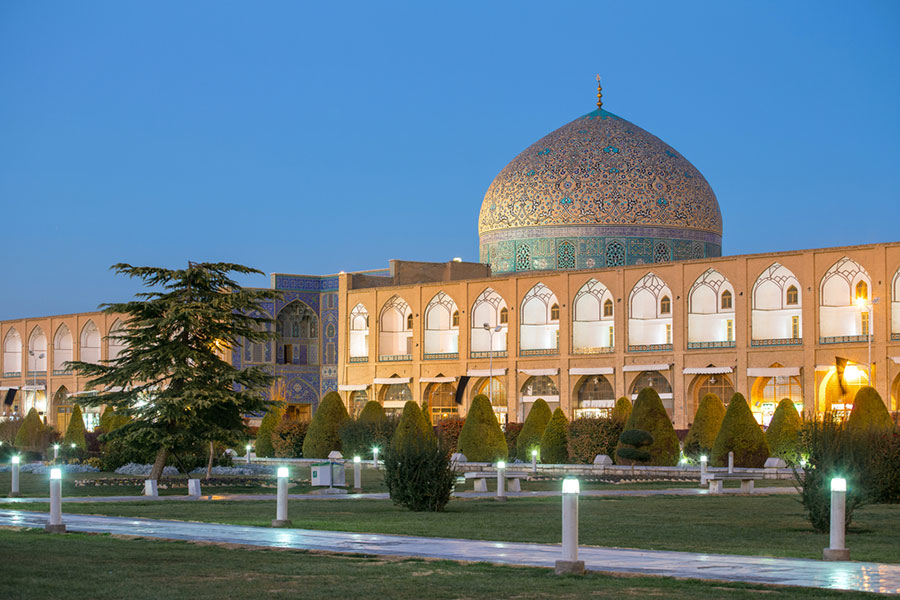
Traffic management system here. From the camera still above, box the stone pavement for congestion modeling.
[1,508,897,595]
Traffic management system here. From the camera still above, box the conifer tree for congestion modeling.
[69,262,279,480]
[63,404,87,450]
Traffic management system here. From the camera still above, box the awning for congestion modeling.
[20,385,46,391]
[518,368,558,376]
[747,367,800,377]
[632,392,673,400]
[522,395,559,403]
[338,384,368,392]
[891,357,900,365]
[374,377,411,385]
[683,367,733,375]
[383,401,407,408]
[467,368,506,377]
[419,377,457,383]
[569,367,614,376]
[70,390,100,396]
[623,363,671,372]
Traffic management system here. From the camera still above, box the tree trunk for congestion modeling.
[149,447,168,480]
[206,441,215,480]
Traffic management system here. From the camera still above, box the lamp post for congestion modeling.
[10,456,21,497]
[245,443,252,465]
[353,456,362,491]
[496,460,506,501]
[46,467,66,533]
[27,351,45,417]
[53,444,60,461]
[272,466,292,527]
[555,478,584,575]
[482,323,503,415]
[823,477,849,560]
[856,297,880,383]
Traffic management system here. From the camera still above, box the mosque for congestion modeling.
[2,83,899,431]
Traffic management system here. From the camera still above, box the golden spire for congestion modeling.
[596,74,603,110]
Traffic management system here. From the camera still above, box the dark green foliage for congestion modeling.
[684,393,726,460]
[302,391,350,458]
[611,397,632,424]
[63,404,87,450]
[391,401,434,451]
[516,398,551,460]
[617,429,654,463]
[615,388,679,466]
[866,428,900,504]
[382,430,457,512]
[567,417,623,464]
[846,386,893,432]
[421,399,432,427]
[14,408,51,452]
[712,393,769,468]
[271,420,309,458]
[342,401,395,458]
[358,401,388,426]
[766,398,803,463]
[504,422,523,460]
[254,405,284,458]
[98,406,130,435]
[436,417,465,454]
[539,408,569,464]
[67,262,280,480]
[619,429,653,446]
[456,395,507,462]
[0,416,22,447]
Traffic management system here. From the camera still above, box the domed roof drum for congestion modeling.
[479,108,723,273]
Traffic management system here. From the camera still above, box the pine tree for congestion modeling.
[68,262,279,480]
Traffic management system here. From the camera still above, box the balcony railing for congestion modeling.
[520,347,559,357]
[378,354,412,362]
[52,369,73,376]
[750,338,802,347]
[424,352,459,360]
[893,333,899,342]
[2,372,21,378]
[687,341,736,350]
[572,346,615,355]
[819,335,871,344]
[627,343,673,352]
[348,356,368,363]
[470,350,508,359]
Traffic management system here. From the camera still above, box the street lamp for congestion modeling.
[855,296,880,383]
[482,323,503,415]
[27,351,45,416]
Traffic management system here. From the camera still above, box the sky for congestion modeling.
[1,1,899,320]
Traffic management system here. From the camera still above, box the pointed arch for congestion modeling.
[53,324,73,372]
[276,300,319,365]
[628,272,673,350]
[379,295,412,359]
[28,326,47,372]
[107,319,127,362]
[892,267,900,340]
[688,269,736,347]
[3,328,22,374]
[573,278,615,353]
[520,282,559,353]
[80,320,101,364]
[349,303,369,360]
[470,287,508,356]
[424,291,459,356]
[751,263,803,345]
[820,257,871,341]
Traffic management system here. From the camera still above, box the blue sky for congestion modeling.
[1,1,898,319]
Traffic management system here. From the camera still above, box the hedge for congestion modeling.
[611,397,632,424]
[846,386,893,432]
[254,404,284,458]
[766,398,802,463]
[302,391,350,458]
[271,420,309,458]
[516,398,551,460]
[63,404,87,450]
[711,393,769,468]
[456,394,507,462]
[567,417,622,464]
[539,408,569,464]
[392,401,434,450]
[615,387,679,466]
[683,393,725,460]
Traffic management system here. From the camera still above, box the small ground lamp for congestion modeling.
[555,478,583,575]
[372,447,379,468]
[823,477,850,561]
[272,467,292,528]
[45,467,66,533]
[9,455,21,497]
[353,456,362,491]
[496,460,506,501]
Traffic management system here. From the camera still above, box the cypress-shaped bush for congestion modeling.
[846,386,893,432]
[683,393,726,460]
[254,404,284,458]
[539,408,569,464]
[14,408,45,451]
[456,394,507,462]
[63,404,87,450]
[611,396,632,424]
[504,422,523,460]
[615,388,679,466]
[766,398,803,463]
[384,426,456,512]
[358,400,388,426]
[711,393,770,467]
[391,401,434,450]
[98,406,115,433]
[302,391,350,458]
[516,398,552,460]
[421,399,432,427]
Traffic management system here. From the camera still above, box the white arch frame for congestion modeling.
[424,291,459,355]
[687,269,735,346]
[520,282,559,352]
[819,257,871,340]
[751,263,802,344]
[80,320,101,365]
[3,328,22,374]
[349,303,369,359]
[379,295,412,358]
[28,326,47,372]
[470,287,508,355]
[628,272,673,349]
[572,278,614,352]
[53,324,73,372]
[892,267,900,339]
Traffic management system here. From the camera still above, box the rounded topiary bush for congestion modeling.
[392,401,434,450]
[63,404,87,450]
[302,391,350,458]
[539,408,569,464]
[611,396,632,424]
[516,398,551,460]
[616,429,654,463]
[615,387,679,466]
[711,393,769,468]
[766,398,803,462]
[683,393,726,460]
[456,394,507,462]
[846,386,893,432]
[358,400,388,426]
[254,404,284,458]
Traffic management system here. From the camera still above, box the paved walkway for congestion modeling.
[1,508,897,595]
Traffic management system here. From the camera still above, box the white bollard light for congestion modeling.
[245,443,252,465]
[700,455,708,486]
[46,468,66,533]
[272,467,292,527]
[353,456,362,491]
[188,478,201,497]
[10,456,21,497]
[823,477,850,560]
[53,444,60,461]
[532,449,538,474]
[372,447,379,469]
[496,460,506,501]
[144,479,158,497]
[555,478,584,575]
[728,451,734,474]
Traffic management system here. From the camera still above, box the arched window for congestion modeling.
[855,281,868,301]
[520,283,560,352]
[573,278,614,353]
[786,286,799,305]
[474,377,507,423]
[28,327,48,372]
[425,381,458,421]
[380,383,412,417]
[692,374,735,417]
[721,290,733,310]
[520,375,559,419]
[470,288,508,355]
[53,325,73,372]
[79,321,101,365]
[603,299,613,317]
[628,273,673,350]
[575,375,615,418]
[751,263,802,344]
[276,301,319,365]
[349,304,369,359]
[349,390,368,418]
[452,310,459,327]
[500,307,508,323]
[660,296,671,314]
[406,313,413,330]
[550,303,560,321]
[3,328,22,374]
[424,291,458,355]
[107,319,127,363]
[631,370,673,415]
[820,257,872,340]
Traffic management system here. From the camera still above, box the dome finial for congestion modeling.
[596,74,603,110]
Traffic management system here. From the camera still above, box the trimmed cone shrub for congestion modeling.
[271,420,309,458]
[616,429,654,463]
[98,406,115,433]
[712,393,769,468]
[683,393,726,460]
[846,386,893,432]
[302,391,350,458]
[14,408,45,451]
[358,401,388,426]
[611,397,632,424]
[456,394,507,462]
[63,404,87,450]
[421,399,432,427]
[516,398,552,460]
[392,401,434,451]
[384,427,456,512]
[539,408,569,464]
[567,417,623,464]
[254,404,284,458]
[504,422,523,460]
[766,398,803,463]
[615,388,679,466]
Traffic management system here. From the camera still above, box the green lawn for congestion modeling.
[5,494,897,563]
[0,529,880,600]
